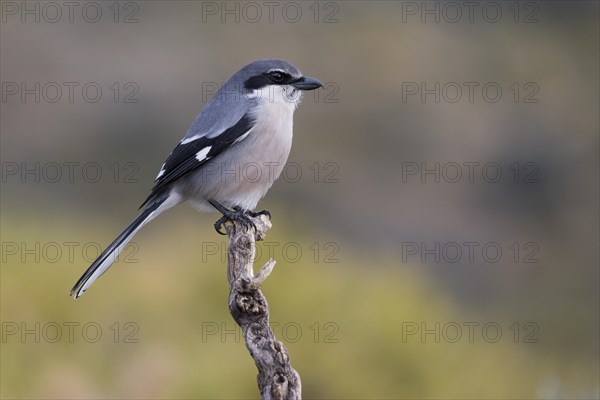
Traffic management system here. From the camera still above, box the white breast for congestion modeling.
[186,85,300,211]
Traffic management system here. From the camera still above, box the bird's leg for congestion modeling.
[209,200,260,235]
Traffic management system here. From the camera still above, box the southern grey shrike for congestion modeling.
[70,59,322,298]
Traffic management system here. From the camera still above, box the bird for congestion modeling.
[70,59,322,298]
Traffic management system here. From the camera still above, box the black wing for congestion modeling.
[140,113,255,208]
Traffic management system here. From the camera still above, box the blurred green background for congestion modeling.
[1,1,598,399]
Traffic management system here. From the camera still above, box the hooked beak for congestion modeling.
[291,76,323,91]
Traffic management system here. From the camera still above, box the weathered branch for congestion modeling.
[223,215,301,400]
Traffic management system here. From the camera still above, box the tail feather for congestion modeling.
[70,193,174,298]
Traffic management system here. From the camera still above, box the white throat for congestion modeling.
[250,85,303,111]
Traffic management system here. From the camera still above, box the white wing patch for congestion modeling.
[181,134,203,145]
[195,146,212,162]
[234,130,251,144]
[156,163,166,180]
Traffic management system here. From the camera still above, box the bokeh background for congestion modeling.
[1,1,598,399]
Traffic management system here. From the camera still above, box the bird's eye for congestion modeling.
[269,71,286,83]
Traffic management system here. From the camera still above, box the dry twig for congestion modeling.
[223,215,301,399]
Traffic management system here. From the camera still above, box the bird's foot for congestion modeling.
[210,201,269,235]
[213,213,254,235]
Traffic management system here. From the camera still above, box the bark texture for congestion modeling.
[223,215,301,400]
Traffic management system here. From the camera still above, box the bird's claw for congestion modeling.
[210,200,271,235]
[214,216,229,235]
[249,209,271,220]
[212,208,266,235]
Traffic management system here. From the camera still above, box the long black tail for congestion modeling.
[70,196,168,298]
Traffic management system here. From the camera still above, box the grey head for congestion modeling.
[185,59,322,140]
[231,58,323,92]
